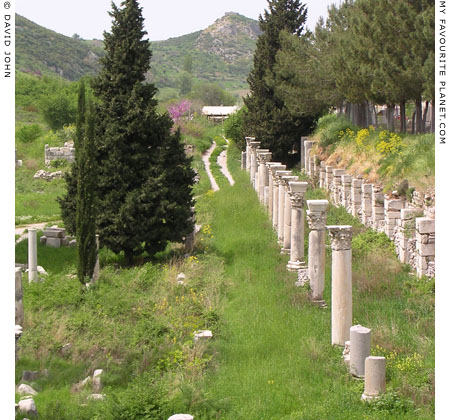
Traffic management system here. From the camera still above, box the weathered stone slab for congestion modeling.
[46,237,61,248]
[416,217,435,234]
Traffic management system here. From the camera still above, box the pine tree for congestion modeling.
[76,91,97,284]
[244,0,316,162]
[91,0,194,264]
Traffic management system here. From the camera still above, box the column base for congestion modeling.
[280,247,290,255]
[361,393,381,402]
[310,298,327,309]
[286,260,306,272]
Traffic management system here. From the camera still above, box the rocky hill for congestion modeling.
[15,12,261,89]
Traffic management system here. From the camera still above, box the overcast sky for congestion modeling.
[15,0,339,41]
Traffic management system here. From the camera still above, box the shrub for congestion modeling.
[224,106,246,150]
[41,93,76,131]
[315,114,357,148]
[16,124,43,143]
[352,229,396,258]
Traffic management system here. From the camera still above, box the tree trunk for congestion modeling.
[415,98,422,134]
[411,111,416,134]
[124,251,134,266]
[422,100,429,133]
[386,104,395,132]
[431,100,435,133]
[400,101,406,133]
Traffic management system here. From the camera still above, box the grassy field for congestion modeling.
[15,137,434,419]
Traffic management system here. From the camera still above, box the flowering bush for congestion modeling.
[167,99,192,123]
[376,131,405,156]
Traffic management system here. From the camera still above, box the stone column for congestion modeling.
[328,225,353,346]
[361,184,373,225]
[306,200,328,301]
[267,163,283,218]
[287,182,309,271]
[241,151,246,170]
[28,229,38,283]
[351,178,362,218]
[269,165,286,225]
[245,137,254,172]
[332,169,345,205]
[371,186,385,231]
[384,198,403,240]
[350,325,371,378]
[362,357,386,401]
[325,166,334,190]
[277,171,292,244]
[264,186,270,207]
[282,175,299,254]
[341,175,352,210]
[415,217,435,278]
[394,209,418,264]
[15,268,24,327]
[257,152,272,202]
[300,136,308,169]
[249,141,261,188]
[304,141,315,175]
[255,149,270,193]
[319,162,326,188]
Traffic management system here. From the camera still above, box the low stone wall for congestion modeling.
[303,141,435,279]
[45,142,75,165]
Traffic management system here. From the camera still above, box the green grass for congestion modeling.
[15,139,433,419]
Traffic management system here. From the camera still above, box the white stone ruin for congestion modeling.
[194,330,213,342]
[306,200,328,304]
[281,175,299,254]
[362,356,386,401]
[168,415,194,420]
[327,225,353,346]
[28,229,38,282]
[40,227,70,248]
[349,325,371,378]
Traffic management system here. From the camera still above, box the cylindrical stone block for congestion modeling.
[349,325,371,377]
[283,189,292,252]
[264,186,270,207]
[15,268,24,326]
[328,225,352,346]
[273,182,279,230]
[362,356,386,400]
[28,229,38,283]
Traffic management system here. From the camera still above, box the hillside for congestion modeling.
[15,12,261,89]
[15,14,104,81]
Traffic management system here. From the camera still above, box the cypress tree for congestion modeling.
[76,92,98,284]
[91,0,194,264]
[244,0,316,163]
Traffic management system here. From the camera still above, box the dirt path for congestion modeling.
[202,142,220,192]
[15,222,50,243]
[217,138,235,186]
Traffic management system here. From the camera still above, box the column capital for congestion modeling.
[269,164,285,177]
[289,181,308,208]
[249,141,261,150]
[280,175,298,188]
[257,152,272,164]
[274,170,291,184]
[327,225,352,251]
[307,211,327,230]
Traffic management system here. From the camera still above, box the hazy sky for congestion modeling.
[15,0,339,41]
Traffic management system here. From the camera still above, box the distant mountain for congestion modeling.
[15,11,261,89]
[15,14,104,80]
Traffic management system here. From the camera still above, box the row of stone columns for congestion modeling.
[244,140,386,401]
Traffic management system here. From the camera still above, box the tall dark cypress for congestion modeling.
[91,0,194,264]
[76,93,98,284]
[244,0,316,163]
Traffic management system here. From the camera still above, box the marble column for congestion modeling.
[319,162,326,188]
[332,169,345,205]
[300,136,308,169]
[342,175,352,210]
[306,200,328,301]
[304,141,315,176]
[267,163,283,217]
[28,229,38,283]
[245,137,254,172]
[327,225,353,346]
[325,165,334,190]
[249,141,261,188]
[277,171,292,244]
[282,175,299,254]
[287,182,308,271]
[350,324,371,378]
[351,178,362,218]
[241,151,246,169]
[371,186,385,231]
[273,169,289,230]
[361,183,373,225]
[255,148,270,193]
[15,268,24,326]
[257,152,272,202]
[362,357,386,401]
